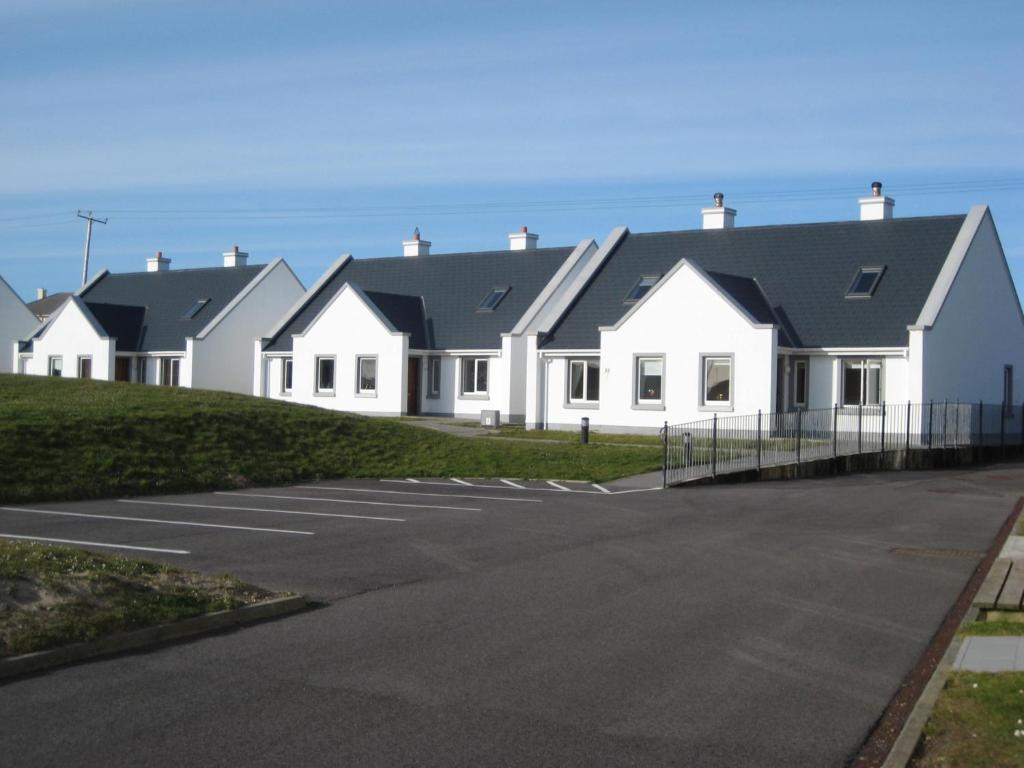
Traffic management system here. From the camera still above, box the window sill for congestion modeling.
[279,391,292,397]
[699,403,734,413]
[564,402,599,410]
[355,391,377,398]
[632,402,665,411]
[313,391,335,398]
[425,394,440,400]
[458,393,489,400]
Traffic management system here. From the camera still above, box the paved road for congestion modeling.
[2,466,1021,766]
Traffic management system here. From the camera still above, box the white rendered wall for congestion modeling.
[23,302,115,380]
[0,277,39,374]
[190,261,304,394]
[919,213,1024,404]
[542,264,777,431]
[288,287,408,415]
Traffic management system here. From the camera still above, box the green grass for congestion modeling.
[487,424,664,446]
[0,375,662,503]
[0,540,275,656]
[913,672,1024,767]
[960,619,1024,637]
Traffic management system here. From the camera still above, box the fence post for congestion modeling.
[858,404,863,454]
[796,408,802,466]
[661,421,668,489]
[955,400,960,446]
[881,401,887,456]
[756,409,762,476]
[1020,401,1024,447]
[905,400,911,469]
[832,403,838,460]
[978,400,984,448]
[1001,404,1006,457]
[711,413,718,480]
[928,400,933,450]
[944,399,949,448]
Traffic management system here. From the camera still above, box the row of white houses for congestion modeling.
[4,185,1024,433]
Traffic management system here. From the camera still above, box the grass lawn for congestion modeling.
[0,540,277,657]
[486,424,664,446]
[0,375,662,503]
[912,671,1024,767]
[959,619,1024,636]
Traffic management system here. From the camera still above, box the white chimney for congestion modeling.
[403,227,431,257]
[146,251,171,272]
[859,181,894,221]
[223,244,249,267]
[36,288,47,300]
[701,192,736,229]
[509,226,539,251]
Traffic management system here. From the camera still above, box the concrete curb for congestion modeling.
[0,594,308,682]
[879,497,1023,767]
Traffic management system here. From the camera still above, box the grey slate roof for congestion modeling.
[78,264,266,352]
[26,292,72,319]
[542,215,966,350]
[363,291,428,349]
[264,246,574,353]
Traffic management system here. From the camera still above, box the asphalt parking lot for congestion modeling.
[2,465,1021,767]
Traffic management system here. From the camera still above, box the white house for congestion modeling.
[0,274,40,374]
[254,229,602,423]
[17,247,304,393]
[529,184,1024,432]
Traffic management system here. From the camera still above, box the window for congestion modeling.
[635,357,663,404]
[180,299,211,319]
[460,357,488,396]
[48,356,63,377]
[427,357,441,398]
[842,359,882,406]
[281,358,293,394]
[1004,365,1014,416]
[77,356,92,379]
[316,356,335,393]
[846,267,885,298]
[18,356,28,374]
[357,356,377,394]
[159,357,181,387]
[477,287,509,312]
[568,358,600,403]
[135,357,147,384]
[702,356,732,406]
[624,275,661,303]
[793,360,808,408]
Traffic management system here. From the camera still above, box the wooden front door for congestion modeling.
[114,357,131,382]
[407,357,420,415]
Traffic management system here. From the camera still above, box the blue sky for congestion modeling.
[1,1,1022,300]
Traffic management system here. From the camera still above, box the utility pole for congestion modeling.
[77,210,107,287]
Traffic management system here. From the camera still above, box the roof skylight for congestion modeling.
[846,267,885,298]
[624,275,661,303]
[181,298,211,319]
[477,287,509,312]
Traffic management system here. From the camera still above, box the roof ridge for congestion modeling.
[107,264,266,276]
[349,245,573,264]
[629,213,967,238]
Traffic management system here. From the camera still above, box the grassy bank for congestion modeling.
[0,375,661,503]
[912,671,1024,767]
[0,540,276,657]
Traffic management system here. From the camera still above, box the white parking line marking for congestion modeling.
[295,485,540,504]
[382,479,514,490]
[405,478,421,483]
[123,499,405,522]
[500,479,526,490]
[0,507,314,536]
[217,491,481,513]
[451,478,473,486]
[0,533,190,555]
[380,478,661,495]
[592,484,611,494]
[546,481,572,491]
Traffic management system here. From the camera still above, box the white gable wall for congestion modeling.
[23,301,115,380]
[0,277,40,374]
[542,261,777,431]
[189,260,304,394]
[917,210,1024,404]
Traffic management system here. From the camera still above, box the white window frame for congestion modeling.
[793,359,808,409]
[633,354,665,409]
[159,357,181,387]
[841,358,883,407]
[281,357,293,395]
[18,355,29,374]
[136,356,147,384]
[459,357,489,398]
[699,354,734,411]
[356,355,377,396]
[315,355,336,395]
[48,355,63,377]
[77,355,93,379]
[427,356,441,399]
[567,357,600,406]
